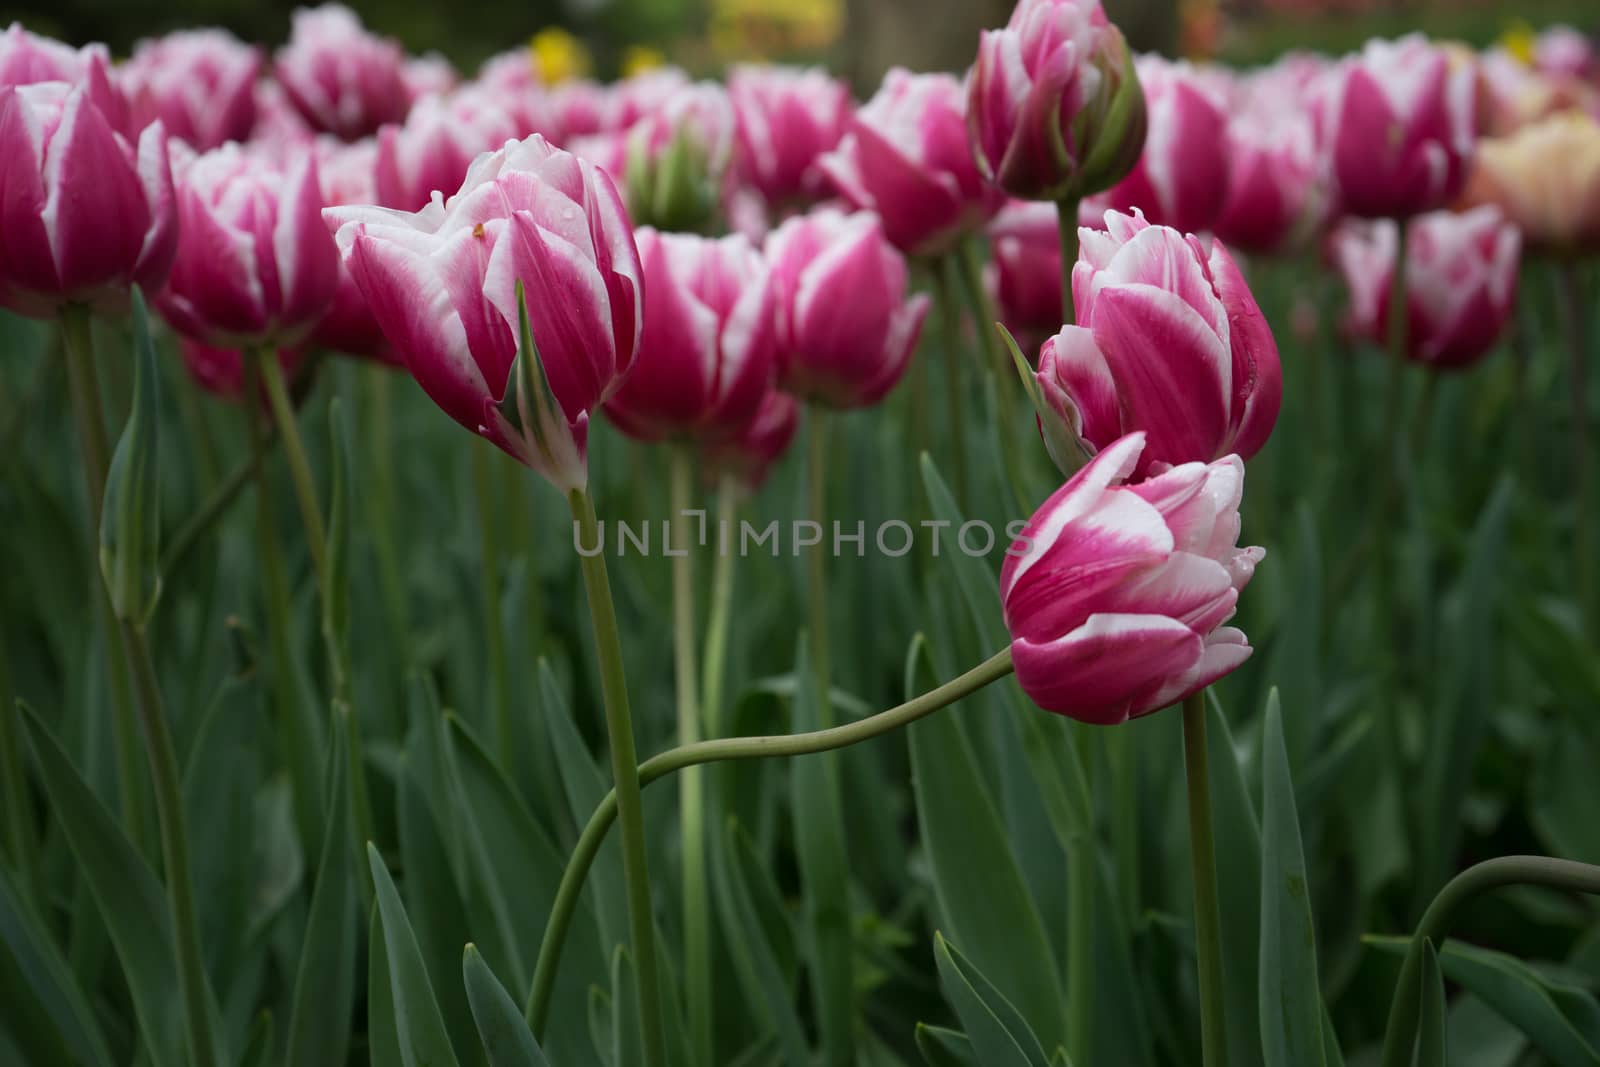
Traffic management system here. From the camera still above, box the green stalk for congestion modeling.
[526,647,1016,1033]
[956,240,1029,511]
[472,440,513,769]
[1558,263,1593,633]
[1056,198,1081,325]
[62,307,218,1067]
[1378,856,1600,1067]
[363,365,412,671]
[1183,692,1228,1067]
[807,412,833,729]
[159,432,271,579]
[699,473,738,738]
[1372,219,1410,647]
[930,260,970,507]
[567,485,666,1067]
[257,350,327,587]
[60,308,146,850]
[670,449,711,1064]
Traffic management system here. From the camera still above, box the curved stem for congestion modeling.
[525,647,1015,1034]
[1056,199,1081,325]
[1183,691,1228,1067]
[257,350,327,589]
[159,433,272,579]
[567,486,666,1067]
[1378,856,1600,1067]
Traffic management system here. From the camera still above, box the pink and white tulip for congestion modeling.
[0,77,175,317]
[967,0,1145,202]
[401,52,457,99]
[1331,206,1520,370]
[704,389,799,488]
[819,69,1005,256]
[1327,35,1475,219]
[606,230,777,441]
[121,30,260,149]
[157,143,338,348]
[766,208,930,408]
[1001,431,1262,724]
[0,24,128,132]
[274,3,410,140]
[729,64,852,206]
[1037,210,1280,475]
[375,88,519,210]
[1103,55,1229,235]
[1213,100,1333,254]
[987,201,1064,346]
[325,135,643,491]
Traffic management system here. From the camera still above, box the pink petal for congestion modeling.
[1012,613,1203,724]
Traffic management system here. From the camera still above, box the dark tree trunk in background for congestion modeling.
[844,0,1180,91]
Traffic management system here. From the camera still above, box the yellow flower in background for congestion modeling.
[1499,21,1536,66]
[710,0,842,59]
[531,27,591,85]
[622,46,666,78]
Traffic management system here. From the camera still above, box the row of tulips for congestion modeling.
[3,0,1600,1065]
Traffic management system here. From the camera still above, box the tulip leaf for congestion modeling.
[932,932,1052,1067]
[368,901,403,1067]
[1259,691,1327,1067]
[367,843,463,1067]
[915,1023,975,1067]
[463,944,552,1067]
[99,286,163,625]
[1419,939,1448,1067]
[1206,690,1266,1067]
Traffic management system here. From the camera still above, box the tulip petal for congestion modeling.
[1012,612,1203,724]
[41,87,150,297]
[1039,325,1120,450]
[1144,626,1253,711]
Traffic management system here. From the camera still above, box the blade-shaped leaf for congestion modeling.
[463,944,552,1067]
[1207,691,1265,1067]
[932,933,1051,1067]
[0,862,115,1067]
[367,844,462,1067]
[916,1023,975,1067]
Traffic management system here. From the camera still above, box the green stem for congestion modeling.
[670,450,711,1064]
[1183,692,1228,1067]
[956,239,1029,512]
[699,473,738,738]
[61,308,146,851]
[526,647,1016,1033]
[1372,221,1410,709]
[472,440,513,769]
[1558,263,1593,634]
[930,261,970,507]
[807,412,834,729]
[1378,856,1600,1067]
[567,486,666,1067]
[159,432,272,579]
[256,350,327,589]
[1057,198,1081,325]
[363,365,412,672]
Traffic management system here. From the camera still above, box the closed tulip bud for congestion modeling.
[375,88,519,211]
[1331,206,1520,370]
[275,4,410,140]
[325,135,643,491]
[1002,431,1263,723]
[159,144,337,349]
[122,30,260,150]
[729,64,853,206]
[766,208,931,408]
[987,201,1064,347]
[623,82,733,233]
[819,69,1006,256]
[1328,35,1476,220]
[0,77,176,318]
[1460,110,1600,257]
[1103,56,1229,234]
[100,291,163,626]
[704,389,799,489]
[1037,210,1280,477]
[1213,102,1334,255]
[967,0,1146,203]
[606,229,777,441]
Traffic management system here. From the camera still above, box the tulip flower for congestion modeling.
[122,30,260,149]
[818,68,1006,256]
[967,0,1146,203]
[0,79,176,317]
[1102,56,1229,235]
[1001,431,1262,723]
[1036,210,1280,476]
[606,229,776,441]
[251,79,316,151]
[765,208,930,408]
[1213,101,1333,255]
[729,64,852,207]
[311,138,399,362]
[703,388,799,488]
[1331,206,1520,370]
[325,134,643,491]
[1327,35,1476,220]
[1460,110,1600,257]
[0,25,129,135]
[180,338,309,401]
[622,82,734,232]
[1535,26,1597,82]
[375,89,519,211]
[274,3,410,140]
[157,143,338,348]
[987,201,1064,346]
[608,67,693,131]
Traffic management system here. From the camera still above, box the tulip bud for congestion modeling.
[375,88,519,211]
[987,201,1064,348]
[729,64,853,207]
[274,3,410,140]
[100,290,163,626]
[623,83,733,233]
[967,0,1147,203]
[1001,432,1262,723]
[122,30,261,150]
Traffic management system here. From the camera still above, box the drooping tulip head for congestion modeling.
[326,135,643,492]
[1001,431,1262,724]
[1036,209,1280,477]
[1102,55,1228,234]
[765,207,930,408]
[122,30,261,150]
[0,78,175,317]
[1460,110,1600,257]
[375,88,519,211]
[967,0,1146,202]
[157,143,338,349]
[703,388,799,489]
[274,3,410,140]
[819,68,1006,256]
[1331,206,1520,370]
[605,229,777,442]
[1327,34,1476,219]
[729,64,853,207]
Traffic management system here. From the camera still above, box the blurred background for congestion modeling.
[1,0,1595,89]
